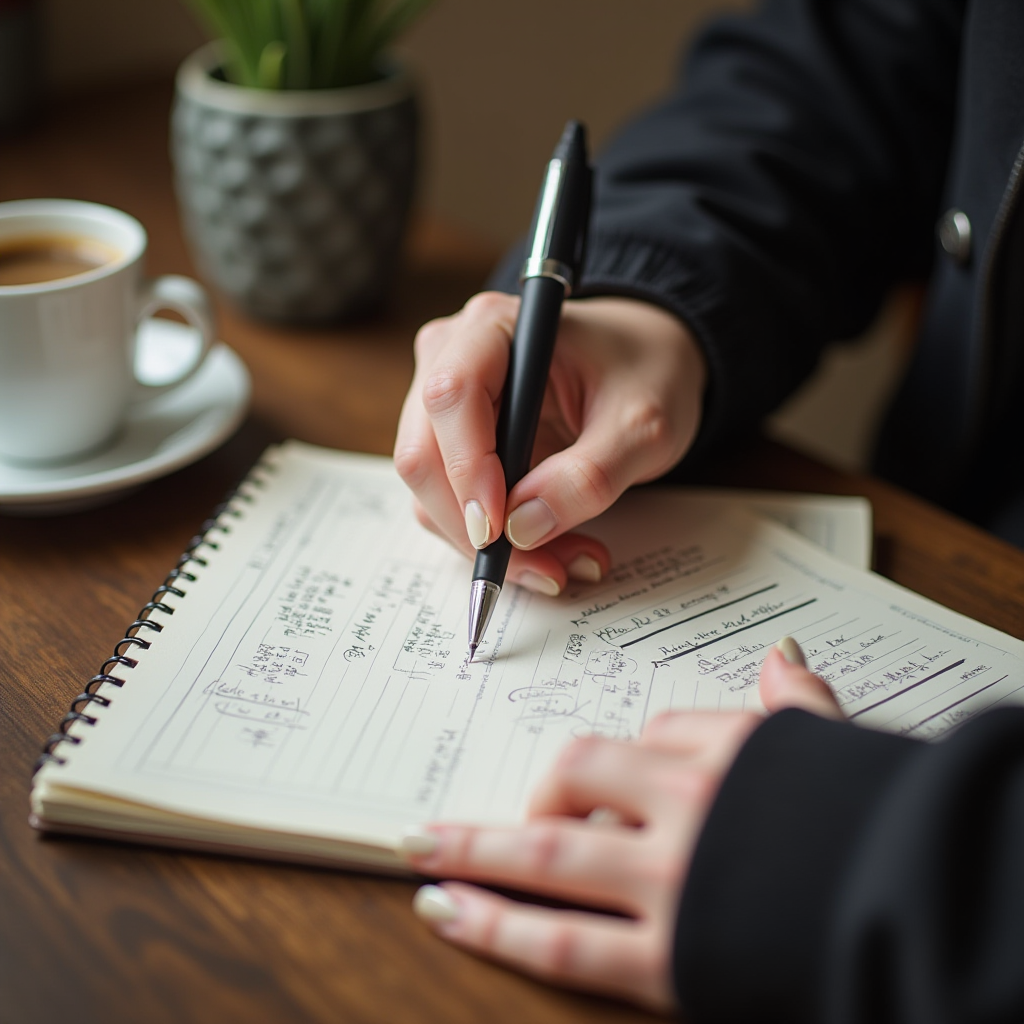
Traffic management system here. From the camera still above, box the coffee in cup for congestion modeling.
[0,233,121,286]
[0,199,215,464]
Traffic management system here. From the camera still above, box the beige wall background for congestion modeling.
[40,0,905,472]
[42,0,749,244]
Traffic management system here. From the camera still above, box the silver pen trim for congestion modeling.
[519,256,573,294]
[467,579,501,661]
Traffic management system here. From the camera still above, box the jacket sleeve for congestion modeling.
[491,0,964,459]
[674,707,1024,1024]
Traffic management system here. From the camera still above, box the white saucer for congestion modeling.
[0,319,250,515]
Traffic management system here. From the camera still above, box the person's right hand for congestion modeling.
[394,292,707,595]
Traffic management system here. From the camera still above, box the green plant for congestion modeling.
[185,0,432,90]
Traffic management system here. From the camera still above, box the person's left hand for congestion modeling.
[399,638,843,1011]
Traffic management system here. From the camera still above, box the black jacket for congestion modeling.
[488,1,1024,1020]
[677,707,1024,1023]
[494,0,1024,541]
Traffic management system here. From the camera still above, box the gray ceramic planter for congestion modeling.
[172,42,417,323]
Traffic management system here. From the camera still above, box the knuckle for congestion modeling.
[463,290,513,320]
[476,899,502,953]
[421,366,467,417]
[457,827,482,866]
[393,443,430,488]
[538,921,578,979]
[520,822,563,876]
[563,453,618,513]
[413,318,447,360]
[443,451,476,485]
[625,399,676,459]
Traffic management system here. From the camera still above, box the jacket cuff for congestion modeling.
[673,709,918,1023]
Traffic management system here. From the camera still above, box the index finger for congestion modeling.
[398,292,519,551]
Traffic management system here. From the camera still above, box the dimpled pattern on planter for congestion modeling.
[171,89,416,323]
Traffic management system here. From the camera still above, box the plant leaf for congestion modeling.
[310,0,349,88]
[179,0,431,90]
[281,0,311,88]
[257,39,288,89]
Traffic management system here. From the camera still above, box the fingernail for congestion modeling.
[506,498,557,549]
[587,806,623,827]
[515,570,561,597]
[464,500,491,550]
[413,884,460,924]
[567,554,603,583]
[398,826,439,858]
[776,636,806,667]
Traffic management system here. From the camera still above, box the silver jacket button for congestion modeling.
[938,207,972,266]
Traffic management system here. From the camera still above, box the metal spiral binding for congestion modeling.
[33,465,272,775]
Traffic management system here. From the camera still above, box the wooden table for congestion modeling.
[2,82,1024,1024]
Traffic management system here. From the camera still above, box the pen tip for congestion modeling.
[468,642,478,662]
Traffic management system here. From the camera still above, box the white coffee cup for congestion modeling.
[0,199,215,464]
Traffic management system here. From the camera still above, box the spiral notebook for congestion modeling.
[30,441,1024,871]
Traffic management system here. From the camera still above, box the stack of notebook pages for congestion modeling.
[30,441,1024,871]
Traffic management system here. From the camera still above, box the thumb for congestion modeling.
[759,638,844,720]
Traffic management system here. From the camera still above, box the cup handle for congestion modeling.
[132,275,216,400]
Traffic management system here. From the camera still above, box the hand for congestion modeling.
[394,293,706,595]
[400,638,843,1011]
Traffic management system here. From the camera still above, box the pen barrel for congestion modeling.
[496,275,565,487]
[472,534,511,586]
[472,275,565,588]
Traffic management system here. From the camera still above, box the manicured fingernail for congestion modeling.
[587,806,623,827]
[398,826,439,858]
[413,884,460,924]
[464,500,490,549]
[567,554,603,583]
[506,498,557,549]
[776,636,806,667]
[515,570,561,597]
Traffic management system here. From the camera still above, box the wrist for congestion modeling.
[574,294,707,390]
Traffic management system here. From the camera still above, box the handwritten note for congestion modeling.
[34,442,1024,859]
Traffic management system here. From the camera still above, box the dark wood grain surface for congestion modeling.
[2,82,1023,1024]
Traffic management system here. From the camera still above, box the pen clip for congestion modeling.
[519,122,593,294]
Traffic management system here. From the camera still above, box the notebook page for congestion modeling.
[35,442,1024,852]
[685,489,872,569]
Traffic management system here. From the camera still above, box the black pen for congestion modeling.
[468,120,592,661]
